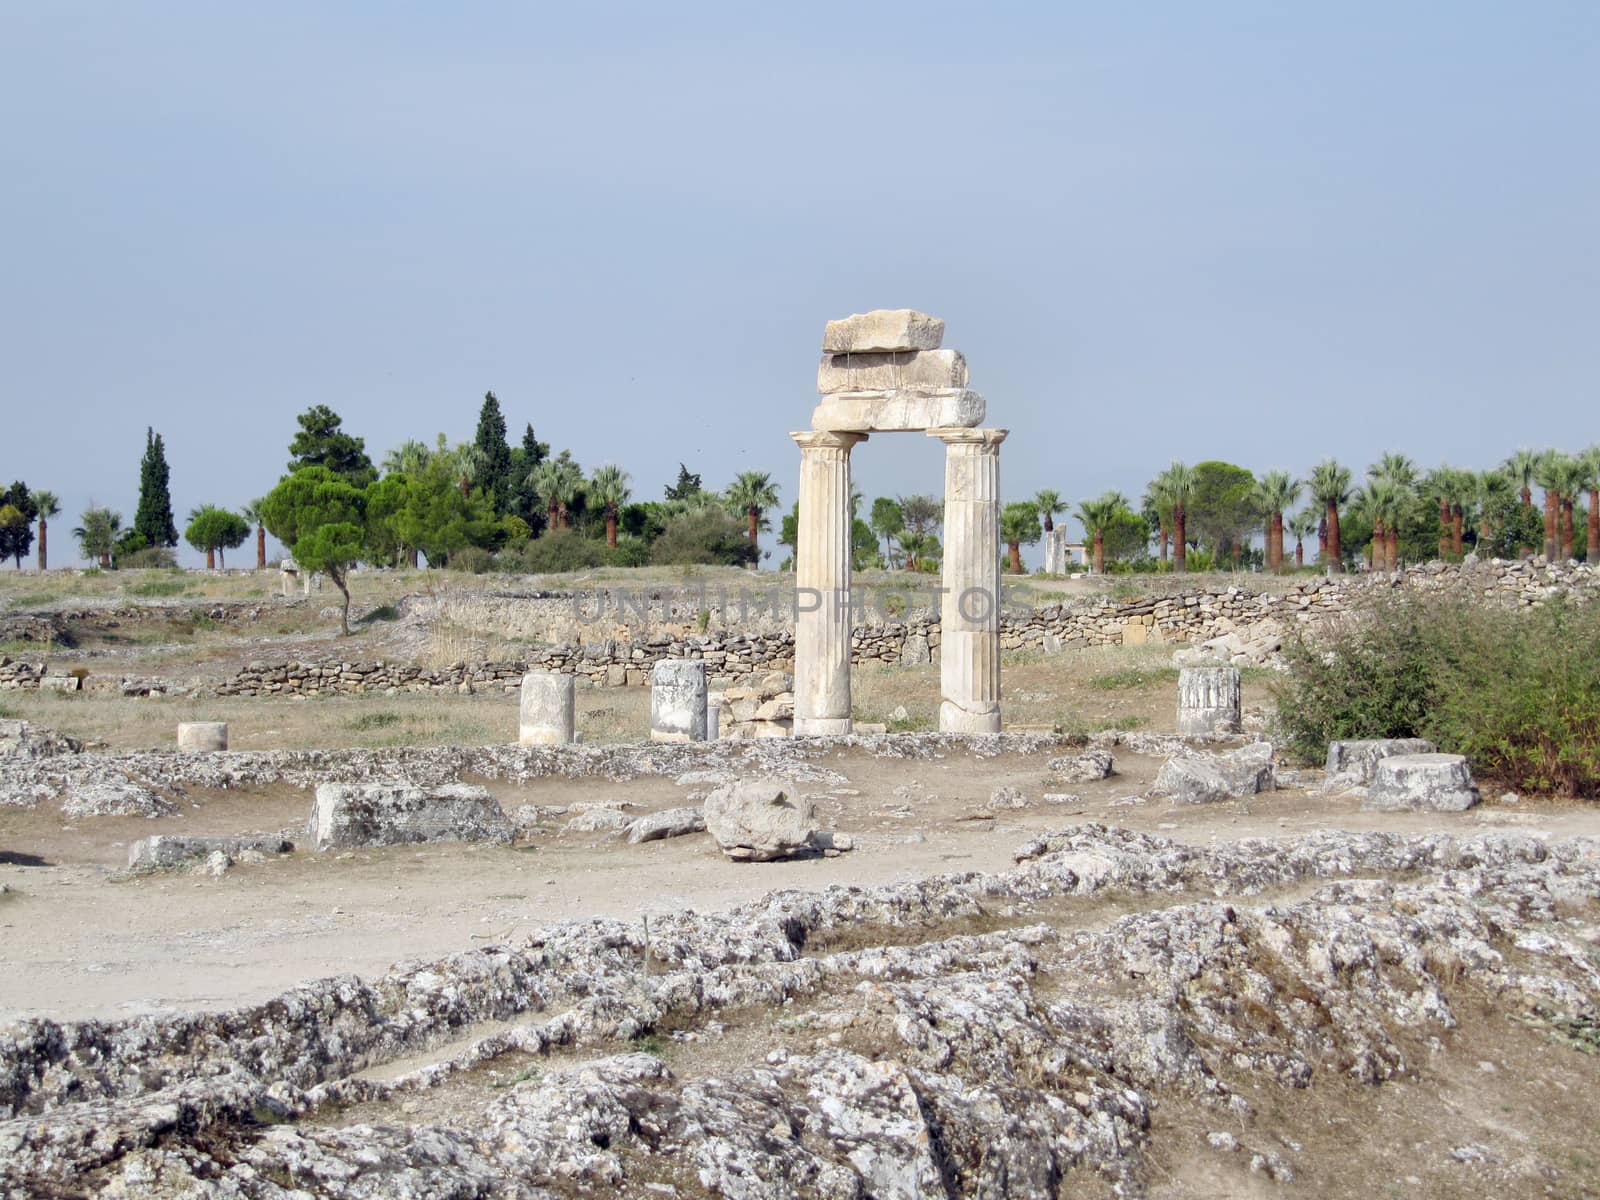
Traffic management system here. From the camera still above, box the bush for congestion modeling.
[649,510,757,568]
[606,535,652,568]
[500,529,608,574]
[1275,592,1600,796]
[446,546,494,574]
[118,546,178,570]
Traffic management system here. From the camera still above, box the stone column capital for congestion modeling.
[927,427,1008,448]
[791,430,868,452]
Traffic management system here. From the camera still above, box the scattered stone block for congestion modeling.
[1363,754,1481,812]
[704,779,817,861]
[39,674,80,693]
[1155,743,1274,805]
[62,782,175,819]
[308,783,512,851]
[127,834,293,871]
[1322,738,1438,793]
[816,348,968,394]
[0,720,80,759]
[1177,667,1241,736]
[624,807,706,844]
[1047,750,1114,784]
[987,785,1029,810]
[651,659,708,743]
[519,671,575,745]
[177,722,229,752]
[566,807,634,833]
[822,308,944,354]
[811,388,985,433]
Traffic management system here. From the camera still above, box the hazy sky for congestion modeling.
[4,2,1596,568]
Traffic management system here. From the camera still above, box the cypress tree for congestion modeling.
[473,391,513,514]
[134,427,179,548]
[509,423,550,533]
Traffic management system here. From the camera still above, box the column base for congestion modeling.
[939,701,1001,735]
[794,717,853,737]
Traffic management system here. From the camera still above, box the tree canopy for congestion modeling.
[184,505,250,569]
[287,405,376,486]
[0,482,38,568]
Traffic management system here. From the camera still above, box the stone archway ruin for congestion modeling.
[791,309,1006,735]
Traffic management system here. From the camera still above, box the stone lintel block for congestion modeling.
[812,389,984,433]
[817,348,967,394]
[822,309,944,354]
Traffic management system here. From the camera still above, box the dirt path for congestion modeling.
[3,743,1593,1024]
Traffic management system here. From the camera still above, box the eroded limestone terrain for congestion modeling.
[3,818,1598,1199]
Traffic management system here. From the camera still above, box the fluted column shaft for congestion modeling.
[792,430,866,735]
[930,428,1007,733]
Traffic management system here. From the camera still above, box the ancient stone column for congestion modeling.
[791,430,866,736]
[519,671,575,745]
[929,428,1007,733]
[651,658,708,742]
[1177,667,1241,736]
[177,722,228,752]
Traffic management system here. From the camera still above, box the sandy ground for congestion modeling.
[3,741,1594,1025]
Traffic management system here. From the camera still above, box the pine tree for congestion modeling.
[473,391,513,514]
[134,428,178,548]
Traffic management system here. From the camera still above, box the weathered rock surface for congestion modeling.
[624,806,706,844]
[1363,753,1482,812]
[816,347,968,393]
[703,779,817,861]
[60,781,175,819]
[0,824,1595,1198]
[1322,737,1439,793]
[1047,749,1115,784]
[0,720,80,761]
[308,782,513,850]
[822,308,944,353]
[127,834,294,871]
[1154,742,1275,804]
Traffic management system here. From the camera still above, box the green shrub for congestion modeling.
[124,577,190,597]
[1275,592,1600,797]
[118,547,179,570]
[358,604,400,624]
[605,536,652,568]
[500,530,608,574]
[649,510,757,568]
[446,546,494,574]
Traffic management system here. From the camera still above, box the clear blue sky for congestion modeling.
[4,2,1595,567]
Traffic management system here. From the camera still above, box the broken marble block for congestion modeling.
[1321,738,1438,793]
[703,779,817,861]
[1362,754,1481,813]
[309,783,513,851]
[1154,742,1275,804]
[822,308,944,354]
[128,834,293,871]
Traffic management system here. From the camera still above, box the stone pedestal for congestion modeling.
[519,671,575,745]
[177,722,228,752]
[651,658,708,742]
[791,431,865,736]
[1177,667,1241,736]
[930,428,1007,733]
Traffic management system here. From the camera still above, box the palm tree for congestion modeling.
[1533,450,1567,560]
[589,464,631,549]
[529,460,564,531]
[1287,509,1317,567]
[1160,462,1196,574]
[1367,454,1416,567]
[1076,491,1127,576]
[1363,478,1405,571]
[1504,448,1539,509]
[32,490,59,571]
[725,471,780,555]
[1142,476,1174,565]
[1251,471,1300,572]
[1033,489,1066,534]
[897,530,939,572]
[382,439,432,477]
[1308,460,1354,573]
[1583,446,1600,563]
[73,505,121,567]
[239,498,268,569]
[1000,502,1040,574]
[1556,455,1587,561]
[1474,471,1513,549]
[451,442,487,499]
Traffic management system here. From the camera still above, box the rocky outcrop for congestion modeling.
[0,825,1594,1197]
